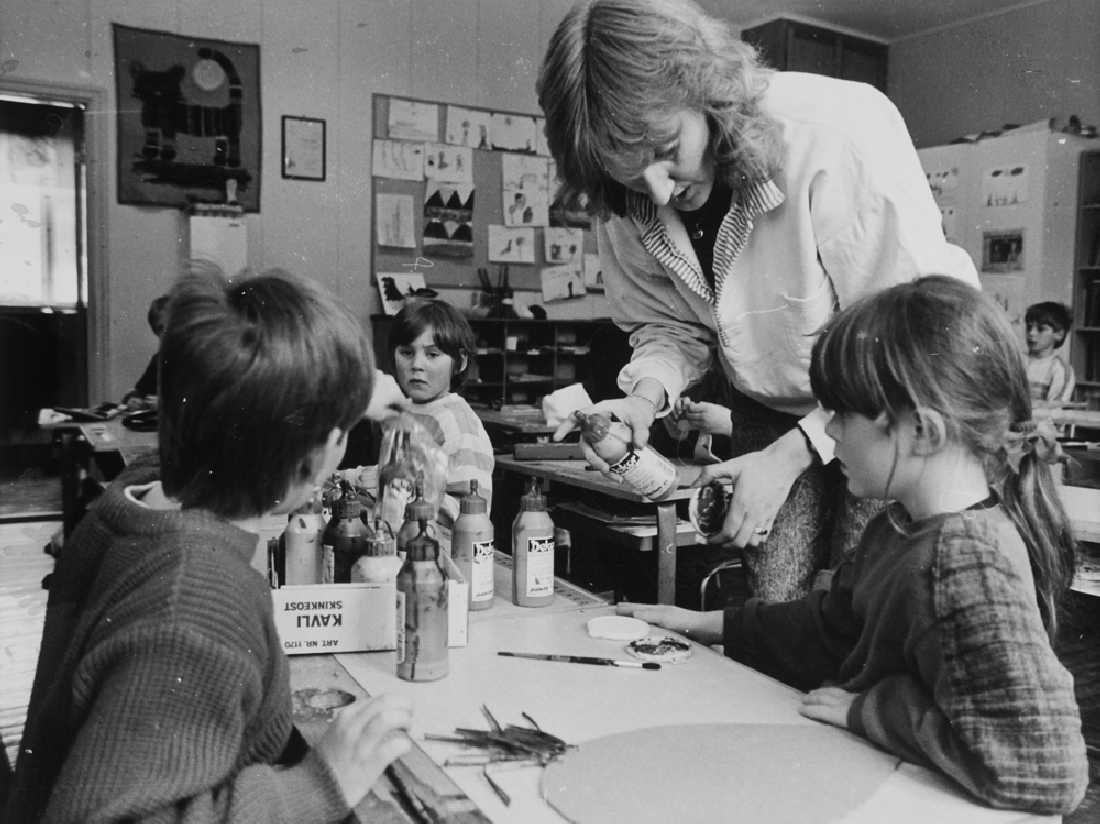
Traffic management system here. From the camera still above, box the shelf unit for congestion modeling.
[740,18,888,93]
[1072,150,1100,404]
[371,315,631,408]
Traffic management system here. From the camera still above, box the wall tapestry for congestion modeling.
[113,24,261,211]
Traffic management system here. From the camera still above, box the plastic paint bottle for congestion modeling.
[283,496,324,585]
[511,478,555,607]
[397,478,436,559]
[574,410,677,501]
[452,479,494,611]
[396,512,449,682]
[322,493,368,584]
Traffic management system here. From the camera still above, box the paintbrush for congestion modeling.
[498,651,660,670]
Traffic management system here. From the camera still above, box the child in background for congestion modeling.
[6,266,413,823]
[388,298,494,523]
[1025,301,1076,404]
[620,276,1088,814]
[122,293,170,408]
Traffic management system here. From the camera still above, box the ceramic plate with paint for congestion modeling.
[586,615,650,642]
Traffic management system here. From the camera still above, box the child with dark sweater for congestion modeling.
[620,276,1088,815]
[5,266,412,823]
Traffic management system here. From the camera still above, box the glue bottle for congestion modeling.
[452,479,494,611]
[512,478,555,607]
[396,510,449,682]
[574,410,677,501]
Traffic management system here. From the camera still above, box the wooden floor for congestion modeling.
[1,476,1099,820]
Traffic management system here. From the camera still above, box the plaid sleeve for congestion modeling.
[850,518,1087,814]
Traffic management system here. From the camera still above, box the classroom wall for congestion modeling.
[888,0,1100,149]
[0,0,579,402]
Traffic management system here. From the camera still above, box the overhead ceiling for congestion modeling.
[715,0,1045,42]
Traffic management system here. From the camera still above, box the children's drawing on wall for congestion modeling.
[488,225,535,264]
[982,229,1024,272]
[424,144,472,184]
[541,265,586,302]
[444,105,491,149]
[547,160,592,229]
[544,227,583,266]
[979,273,1026,332]
[372,139,424,181]
[387,99,439,142]
[501,154,549,226]
[422,183,474,258]
[375,192,416,249]
[982,164,1028,207]
[583,253,604,292]
[938,205,960,245]
[375,271,427,315]
[490,113,537,152]
[112,25,261,210]
[925,166,960,202]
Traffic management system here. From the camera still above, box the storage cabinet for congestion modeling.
[1072,149,1100,404]
[740,18,887,93]
[371,315,631,408]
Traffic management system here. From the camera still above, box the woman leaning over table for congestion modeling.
[538,0,979,604]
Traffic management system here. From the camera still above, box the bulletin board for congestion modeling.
[370,93,599,312]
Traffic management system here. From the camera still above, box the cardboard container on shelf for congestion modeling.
[271,554,469,656]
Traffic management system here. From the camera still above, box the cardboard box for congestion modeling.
[272,554,468,655]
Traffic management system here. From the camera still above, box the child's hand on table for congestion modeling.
[616,602,724,646]
[799,686,856,729]
[315,693,413,807]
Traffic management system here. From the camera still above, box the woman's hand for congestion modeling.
[553,395,659,472]
[674,400,733,437]
[314,693,414,808]
[692,428,812,548]
[616,602,724,646]
[799,686,856,729]
[364,371,411,421]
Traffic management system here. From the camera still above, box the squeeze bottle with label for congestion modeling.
[512,478,555,607]
[574,410,677,501]
[378,427,417,536]
[322,492,368,584]
[351,516,402,584]
[283,495,324,585]
[452,479,494,611]
[396,512,449,682]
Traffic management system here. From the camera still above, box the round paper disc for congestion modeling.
[586,615,650,641]
[542,723,898,824]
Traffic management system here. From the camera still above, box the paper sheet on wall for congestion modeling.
[189,215,248,276]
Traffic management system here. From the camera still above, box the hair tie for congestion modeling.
[1004,419,1064,473]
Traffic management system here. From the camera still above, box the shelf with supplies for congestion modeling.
[1073,150,1100,404]
[370,314,631,408]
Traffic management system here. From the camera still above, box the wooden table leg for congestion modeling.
[655,502,678,605]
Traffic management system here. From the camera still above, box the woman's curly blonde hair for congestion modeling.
[537,0,783,218]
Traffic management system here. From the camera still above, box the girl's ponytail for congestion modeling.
[999,419,1076,639]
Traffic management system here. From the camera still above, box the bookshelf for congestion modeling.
[1072,149,1100,404]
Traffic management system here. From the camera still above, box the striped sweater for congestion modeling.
[723,502,1088,814]
[405,393,495,522]
[4,462,349,823]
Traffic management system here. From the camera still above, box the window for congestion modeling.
[0,97,84,308]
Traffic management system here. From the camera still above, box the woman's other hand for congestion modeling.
[692,428,812,548]
[314,693,414,808]
[616,602,723,645]
[799,686,856,729]
[676,400,732,437]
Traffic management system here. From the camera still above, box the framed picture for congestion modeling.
[113,24,262,210]
[281,116,326,181]
[981,229,1024,272]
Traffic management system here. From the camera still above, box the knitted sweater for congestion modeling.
[406,392,494,522]
[4,462,349,824]
[723,502,1088,814]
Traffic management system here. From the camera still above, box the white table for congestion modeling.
[329,604,1055,824]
